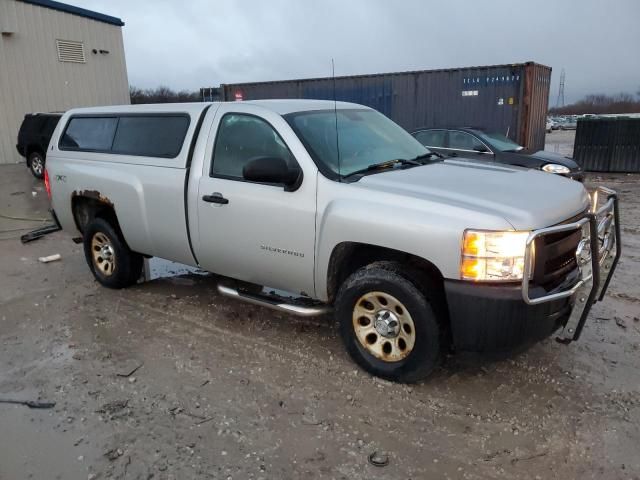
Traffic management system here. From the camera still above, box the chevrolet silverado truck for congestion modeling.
[44,100,620,382]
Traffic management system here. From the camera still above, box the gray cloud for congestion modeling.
[73,0,640,104]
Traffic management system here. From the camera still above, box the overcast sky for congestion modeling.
[73,0,640,104]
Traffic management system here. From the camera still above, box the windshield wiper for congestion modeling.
[342,158,421,179]
[412,151,444,162]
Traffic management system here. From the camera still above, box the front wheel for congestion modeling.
[335,262,442,383]
[28,151,45,179]
[83,218,143,289]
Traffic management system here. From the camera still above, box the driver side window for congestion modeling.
[212,114,296,180]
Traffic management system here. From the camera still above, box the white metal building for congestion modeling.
[0,0,130,164]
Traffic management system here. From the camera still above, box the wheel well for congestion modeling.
[327,242,445,302]
[26,145,44,162]
[327,242,451,343]
[71,194,119,235]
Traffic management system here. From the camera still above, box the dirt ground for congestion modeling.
[1,162,639,480]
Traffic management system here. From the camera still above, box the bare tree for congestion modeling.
[549,91,640,115]
[130,86,201,104]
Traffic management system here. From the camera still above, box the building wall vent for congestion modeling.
[56,39,86,63]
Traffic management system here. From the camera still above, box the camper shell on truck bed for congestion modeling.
[45,100,620,382]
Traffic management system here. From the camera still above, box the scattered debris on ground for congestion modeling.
[104,448,124,461]
[0,399,56,409]
[368,451,390,467]
[615,317,627,329]
[116,362,143,378]
[38,253,61,263]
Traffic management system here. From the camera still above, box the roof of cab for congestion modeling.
[63,99,368,118]
[242,99,368,115]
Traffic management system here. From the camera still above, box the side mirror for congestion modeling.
[243,156,302,191]
[473,145,490,153]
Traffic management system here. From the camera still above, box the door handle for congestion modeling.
[202,193,229,205]
[449,152,458,157]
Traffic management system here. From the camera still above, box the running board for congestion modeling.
[216,284,331,317]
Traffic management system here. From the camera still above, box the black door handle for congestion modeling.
[202,193,229,204]
[449,152,458,157]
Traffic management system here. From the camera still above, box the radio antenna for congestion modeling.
[332,58,341,180]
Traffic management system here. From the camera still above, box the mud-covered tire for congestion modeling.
[83,218,143,289]
[335,262,442,383]
[28,151,45,179]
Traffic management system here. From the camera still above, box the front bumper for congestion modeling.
[445,187,621,353]
[445,280,572,352]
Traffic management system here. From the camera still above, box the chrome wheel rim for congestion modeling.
[31,156,43,176]
[352,291,416,362]
[91,232,116,276]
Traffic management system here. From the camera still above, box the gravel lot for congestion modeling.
[1,162,639,480]
[544,129,576,157]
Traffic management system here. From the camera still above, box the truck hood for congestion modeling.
[357,159,589,230]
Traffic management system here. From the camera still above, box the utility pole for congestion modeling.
[555,69,565,108]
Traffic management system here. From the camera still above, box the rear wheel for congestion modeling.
[28,151,45,179]
[83,218,143,289]
[335,262,442,383]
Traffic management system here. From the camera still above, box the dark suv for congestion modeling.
[16,113,63,179]
[411,127,583,182]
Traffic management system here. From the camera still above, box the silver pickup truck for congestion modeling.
[44,100,620,382]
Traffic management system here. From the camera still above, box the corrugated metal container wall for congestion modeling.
[574,118,640,172]
[221,62,551,151]
[520,63,552,153]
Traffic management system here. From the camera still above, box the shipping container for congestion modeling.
[574,117,640,172]
[220,62,551,151]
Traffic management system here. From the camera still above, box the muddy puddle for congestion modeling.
[143,258,208,281]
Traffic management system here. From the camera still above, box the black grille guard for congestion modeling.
[521,186,621,343]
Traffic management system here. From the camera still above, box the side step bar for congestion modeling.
[217,285,331,317]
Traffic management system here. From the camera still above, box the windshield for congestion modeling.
[285,109,430,178]
[475,131,524,152]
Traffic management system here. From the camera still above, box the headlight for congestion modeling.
[460,230,531,281]
[542,163,570,174]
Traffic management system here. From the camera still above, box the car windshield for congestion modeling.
[475,131,524,152]
[285,109,431,178]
